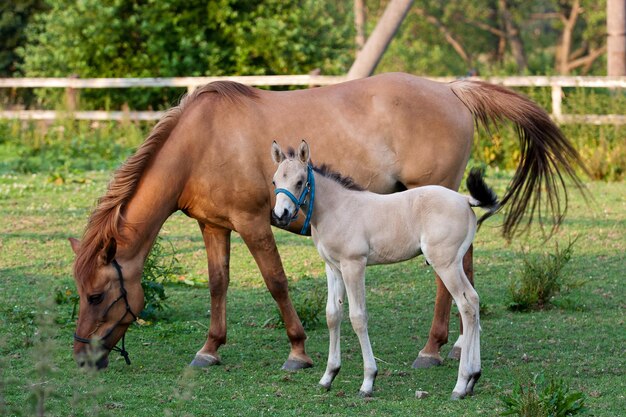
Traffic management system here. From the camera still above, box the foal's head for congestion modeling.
[270,140,311,227]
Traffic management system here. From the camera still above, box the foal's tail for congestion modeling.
[466,168,500,229]
[450,80,589,240]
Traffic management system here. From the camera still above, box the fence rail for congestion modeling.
[1,75,624,124]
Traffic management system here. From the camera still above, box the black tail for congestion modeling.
[466,168,500,228]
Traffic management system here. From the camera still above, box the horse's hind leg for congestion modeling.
[239,222,313,370]
[431,261,481,400]
[191,223,231,367]
[319,263,346,391]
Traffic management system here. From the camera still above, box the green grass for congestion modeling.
[0,170,624,416]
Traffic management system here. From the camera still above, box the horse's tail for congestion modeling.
[466,168,500,229]
[450,80,589,240]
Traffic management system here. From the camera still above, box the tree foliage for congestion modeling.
[375,0,607,76]
[19,0,354,108]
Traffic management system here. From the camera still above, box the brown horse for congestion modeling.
[69,72,586,371]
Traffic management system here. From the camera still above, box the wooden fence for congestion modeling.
[1,75,624,124]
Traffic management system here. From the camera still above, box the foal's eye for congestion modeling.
[296,180,303,188]
[272,180,275,186]
[88,293,104,305]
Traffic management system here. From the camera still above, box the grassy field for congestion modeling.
[0,169,624,416]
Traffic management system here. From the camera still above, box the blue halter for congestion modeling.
[274,164,315,235]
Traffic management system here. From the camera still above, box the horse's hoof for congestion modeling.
[189,353,220,367]
[447,346,462,361]
[358,390,373,398]
[450,391,465,401]
[319,383,331,392]
[281,358,313,371]
[412,355,443,369]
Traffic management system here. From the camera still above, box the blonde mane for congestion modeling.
[74,82,258,282]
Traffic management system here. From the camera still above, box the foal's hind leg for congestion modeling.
[191,223,231,367]
[448,245,474,361]
[413,245,474,368]
[430,261,481,400]
[239,221,313,370]
[319,263,346,391]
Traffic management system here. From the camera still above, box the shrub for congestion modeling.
[500,373,587,416]
[508,238,580,311]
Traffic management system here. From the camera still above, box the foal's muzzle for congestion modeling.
[271,207,294,227]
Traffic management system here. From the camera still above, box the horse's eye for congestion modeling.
[88,294,104,305]
[272,180,275,186]
[296,180,303,188]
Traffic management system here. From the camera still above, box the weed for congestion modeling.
[508,238,581,311]
[140,236,184,320]
[266,276,326,330]
[26,300,58,417]
[500,373,587,416]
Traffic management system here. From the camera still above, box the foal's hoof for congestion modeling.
[447,346,462,361]
[412,355,443,369]
[450,391,466,401]
[358,390,373,398]
[189,353,220,367]
[281,358,313,371]
[319,383,332,392]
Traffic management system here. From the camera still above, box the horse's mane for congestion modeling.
[74,81,258,282]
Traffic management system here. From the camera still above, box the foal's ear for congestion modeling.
[271,141,285,164]
[68,237,81,255]
[98,238,117,265]
[298,140,310,164]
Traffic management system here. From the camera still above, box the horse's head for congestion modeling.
[69,237,144,369]
[270,140,312,228]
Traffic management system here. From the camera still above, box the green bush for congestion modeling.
[508,239,581,311]
[500,373,587,417]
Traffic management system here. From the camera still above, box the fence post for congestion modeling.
[65,74,79,112]
[551,84,562,122]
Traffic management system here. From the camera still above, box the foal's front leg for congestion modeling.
[342,258,378,397]
[319,263,345,390]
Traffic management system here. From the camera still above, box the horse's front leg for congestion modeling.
[239,221,313,370]
[191,223,231,367]
[413,244,473,368]
[319,263,346,391]
[342,258,377,397]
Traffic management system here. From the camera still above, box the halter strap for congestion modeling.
[74,259,136,365]
[274,164,315,235]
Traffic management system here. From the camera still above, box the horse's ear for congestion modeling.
[69,237,81,255]
[298,140,310,164]
[99,238,117,265]
[271,141,285,164]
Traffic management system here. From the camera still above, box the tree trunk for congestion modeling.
[497,0,527,72]
[347,0,414,80]
[607,0,626,75]
[354,0,367,54]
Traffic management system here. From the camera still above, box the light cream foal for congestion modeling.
[271,141,499,399]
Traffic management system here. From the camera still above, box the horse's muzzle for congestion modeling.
[75,348,110,370]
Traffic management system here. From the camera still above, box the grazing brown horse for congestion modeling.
[69,72,585,371]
